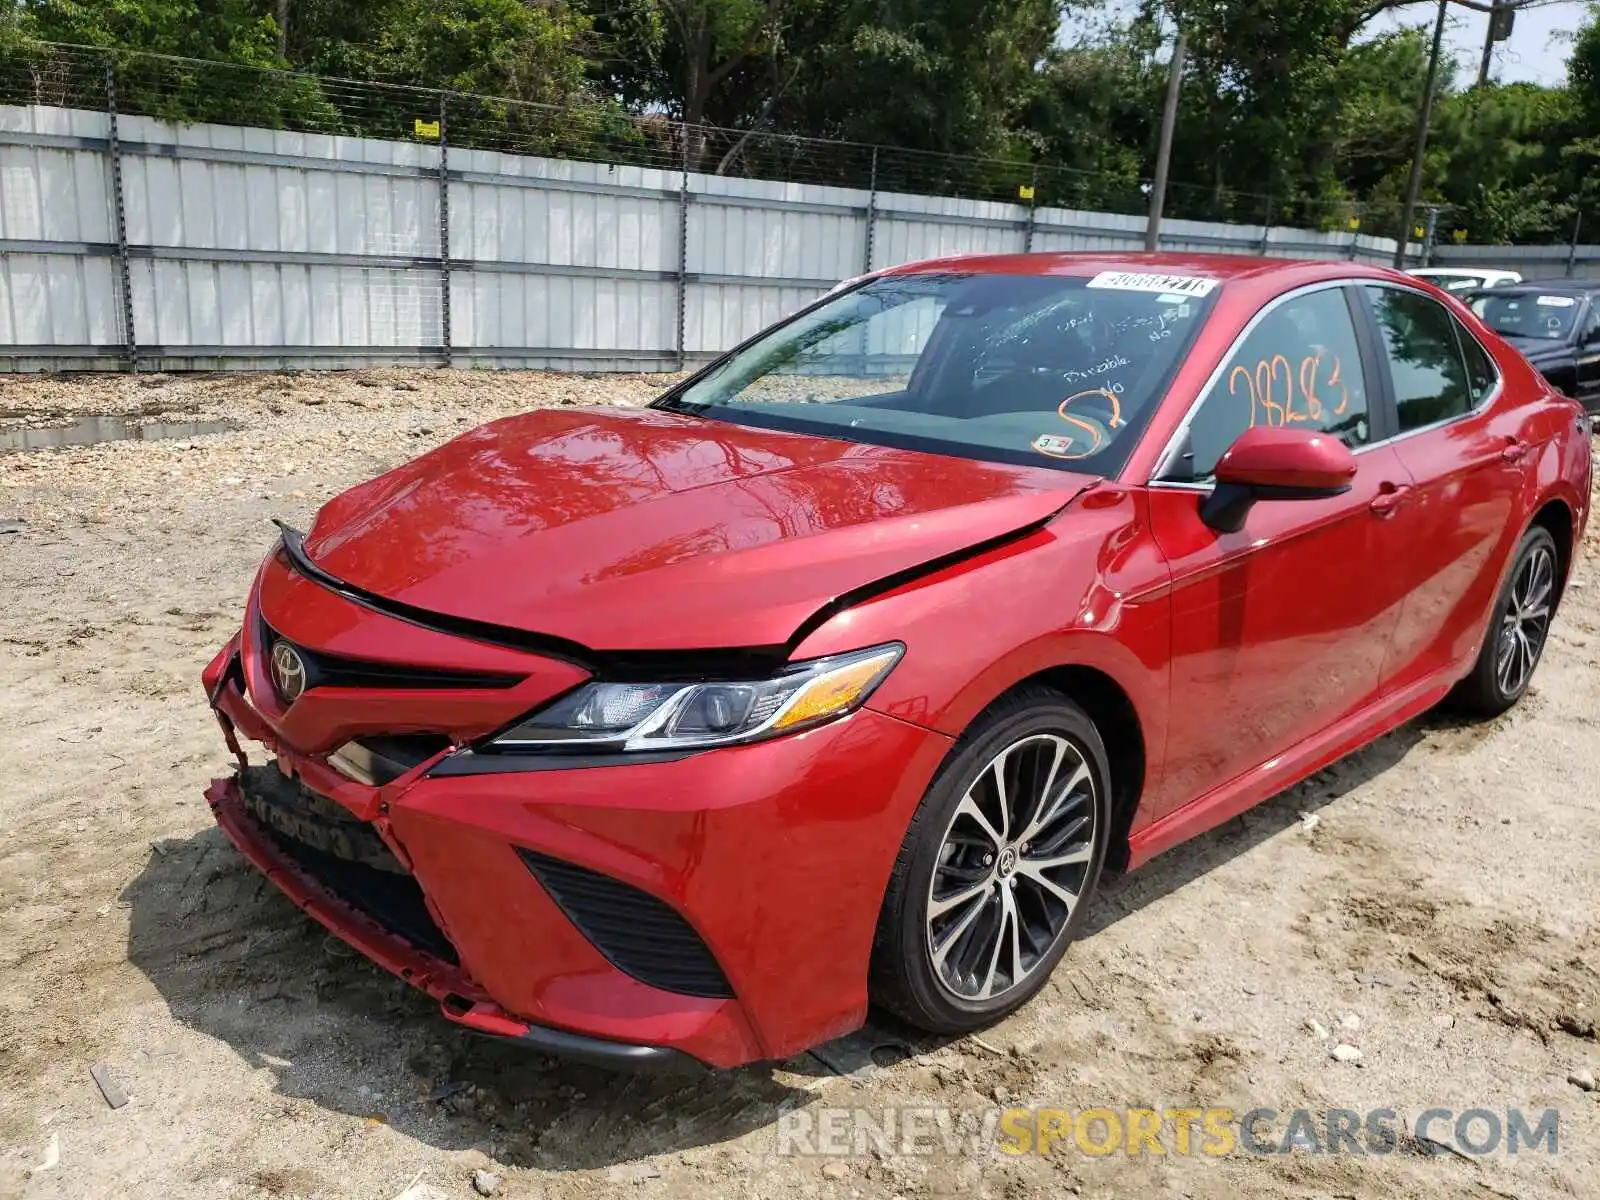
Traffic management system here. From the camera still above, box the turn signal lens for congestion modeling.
[770,649,902,732]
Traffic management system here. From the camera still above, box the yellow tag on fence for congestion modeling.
[414,118,440,140]
[1347,216,1361,231]
[1018,184,1036,201]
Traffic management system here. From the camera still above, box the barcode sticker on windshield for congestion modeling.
[1087,271,1219,297]
[1537,295,1577,307]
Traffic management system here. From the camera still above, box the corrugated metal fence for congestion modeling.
[0,101,1471,373]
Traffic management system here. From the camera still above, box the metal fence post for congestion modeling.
[862,146,878,274]
[1568,209,1583,279]
[437,93,452,367]
[675,129,691,370]
[1022,165,1038,254]
[1257,195,1273,256]
[104,60,138,372]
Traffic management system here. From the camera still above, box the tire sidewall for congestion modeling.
[884,694,1113,1028]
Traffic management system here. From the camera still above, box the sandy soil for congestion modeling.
[1,368,1597,1200]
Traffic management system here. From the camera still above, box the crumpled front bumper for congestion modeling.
[202,609,953,1068]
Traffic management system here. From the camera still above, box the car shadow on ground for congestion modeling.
[121,710,1460,1172]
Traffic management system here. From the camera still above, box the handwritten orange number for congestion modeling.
[1238,350,1351,428]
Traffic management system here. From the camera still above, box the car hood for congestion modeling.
[303,406,1094,651]
[1500,334,1571,362]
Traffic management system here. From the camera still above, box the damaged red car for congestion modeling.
[203,253,1590,1069]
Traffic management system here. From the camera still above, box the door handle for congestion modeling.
[1369,483,1411,517]
[1500,438,1530,464]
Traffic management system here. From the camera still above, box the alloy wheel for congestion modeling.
[924,733,1097,1001]
[1497,543,1555,697]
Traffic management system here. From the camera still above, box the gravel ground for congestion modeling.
[1,368,1598,1200]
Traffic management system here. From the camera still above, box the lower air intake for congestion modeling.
[239,765,459,965]
[516,848,733,999]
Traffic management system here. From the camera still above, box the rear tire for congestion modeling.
[869,686,1112,1034]
[1450,525,1559,717]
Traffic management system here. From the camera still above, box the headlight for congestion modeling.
[489,644,903,752]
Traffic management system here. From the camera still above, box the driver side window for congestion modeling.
[1163,287,1372,482]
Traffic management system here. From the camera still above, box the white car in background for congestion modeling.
[1408,267,1524,294]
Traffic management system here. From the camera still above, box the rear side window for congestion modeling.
[1161,286,1371,482]
[1366,286,1473,431]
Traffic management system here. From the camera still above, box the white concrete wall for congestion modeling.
[0,101,1417,372]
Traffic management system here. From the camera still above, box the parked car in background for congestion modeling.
[1409,267,1523,294]
[1465,282,1600,411]
[202,253,1589,1069]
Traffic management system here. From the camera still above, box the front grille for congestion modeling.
[260,621,523,692]
[238,765,458,964]
[517,848,733,999]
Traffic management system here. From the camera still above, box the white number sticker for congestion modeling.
[1087,272,1219,297]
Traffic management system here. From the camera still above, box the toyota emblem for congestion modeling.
[271,641,309,704]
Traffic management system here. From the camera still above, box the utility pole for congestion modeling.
[1395,0,1448,269]
[1478,1,1515,86]
[1478,4,1496,85]
[1145,30,1186,252]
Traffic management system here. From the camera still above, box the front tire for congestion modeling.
[1451,525,1559,717]
[869,686,1112,1034]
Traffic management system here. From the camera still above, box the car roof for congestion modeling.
[877,250,1410,289]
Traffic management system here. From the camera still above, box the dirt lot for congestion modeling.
[2,369,1598,1200]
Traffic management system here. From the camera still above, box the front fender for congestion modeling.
[792,485,1172,802]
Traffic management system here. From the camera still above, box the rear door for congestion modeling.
[1143,283,1418,816]
[1357,283,1529,693]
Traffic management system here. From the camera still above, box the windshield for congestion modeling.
[655,271,1219,474]
[1470,291,1581,341]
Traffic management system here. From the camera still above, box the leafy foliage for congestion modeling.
[1,0,1598,242]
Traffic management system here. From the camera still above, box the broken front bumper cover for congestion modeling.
[204,770,688,1071]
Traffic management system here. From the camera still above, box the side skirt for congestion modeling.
[1126,669,1460,869]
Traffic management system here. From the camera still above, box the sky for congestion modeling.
[1061,0,1590,87]
[1366,0,1587,86]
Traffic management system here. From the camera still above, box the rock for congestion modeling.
[1341,1013,1361,1032]
[1331,1043,1363,1064]
[822,1162,849,1180]
[471,1169,502,1196]
[0,518,25,535]
[90,1063,128,1109]
[1569,1068,1597,1092]
[1355,971,1394,988]
[1305,1019,1331,1040]
[992,1085,1012,1104]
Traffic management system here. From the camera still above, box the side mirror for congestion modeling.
[1200,426,1358,533]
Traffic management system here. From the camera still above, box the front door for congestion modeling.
[1143,283,1418,817]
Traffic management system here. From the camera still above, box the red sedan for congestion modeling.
[202,253,1590,1069]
